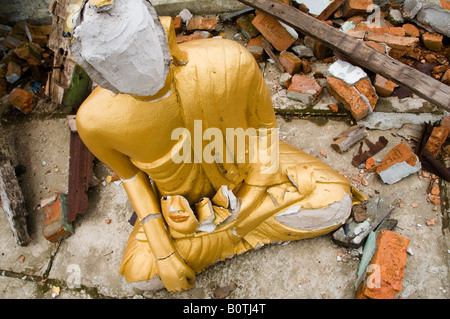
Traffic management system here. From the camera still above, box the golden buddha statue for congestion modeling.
[66,0,365,292]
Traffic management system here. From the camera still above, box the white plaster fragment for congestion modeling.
[328,60,368,85]
[378,159,422,185]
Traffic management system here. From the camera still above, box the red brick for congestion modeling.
[246,35,265,62]
[342,0,374,18]
[402,23,420,38]
[41,192,74,243]
[355,230,410,299]
[355,24,406,37]
[328,104,339,112]
[252,12,296,52]
[376,142,419,176]
[422,32,443,52]
[7,88,35,114]
[176,33,203,44]
[187,17,218,31]
[287,75,323,106]
[173,16,182,34]
[279,51,302,75]
[363,41,389,54]
[326,76,377,121]
[443,69,450,85]
[6,61,21,84]
[425,126,450,157]
[374,74,396,97]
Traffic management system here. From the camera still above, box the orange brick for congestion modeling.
[328,104,339,112]
[402,23,420,38]
[173,16,182,34]
[252,12,296,52]
[355,230,410,299]
[363,41,389,54]
[279,51,302,75]
[187,17,218,31]
[176,33,203,44]
[422,32,443,52]
[7,88,35,114]
[6,61,21,84]
[425,126,450,157]
[246,36,265,62]
[287,75,323,106]
[355,24,406,37]
[374,74,397,97]
[376,143,419,176]
[326,76,377,121]
[42,192,74,243]
[342,0,374,18]
[443,69,450,85]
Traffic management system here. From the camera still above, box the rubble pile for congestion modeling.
[0,20,54,115]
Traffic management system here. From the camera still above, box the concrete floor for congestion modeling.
[0,89,449,299]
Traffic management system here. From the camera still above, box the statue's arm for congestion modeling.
[76,116,195,292]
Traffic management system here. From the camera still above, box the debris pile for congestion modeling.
[0,20,54,115]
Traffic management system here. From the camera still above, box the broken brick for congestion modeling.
[374,74,397,97]
[365,32,419,58]
[187,17,218,31]
[402,23,420,38]
[425,126,450,157]
[252,12,296,52]
[246,35,265,62]
[328,104,339,112]
[376,143,421,185]
[6,61,21,84]
[354,23,406,37]
[13,41,42,66]
[26,24,52,47]
[176,33,203,44]
[7,88,35,114]
[279,51,302,75]
[173,16,182,34]
[304,36,333,60]
[355,230,410,299]
[287,74,323,106]
[42,192,74,243]
[279,72,292,88]
[422,32,443,52]
[326,76,377,121]
[443,69,450,85]
[342,0,374,18]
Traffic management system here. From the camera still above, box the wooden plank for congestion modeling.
[0,131,31,246]
[67,131,95,223]
[317,0,346,21]
[238,0,450,111]
[261,37,284,72]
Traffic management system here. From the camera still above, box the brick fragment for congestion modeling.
[425,126,450,157]
[326,76,377,121]
[373,74,397,97]
[376,143,421,184]
[355,230,410,299]
[13,41,42,66]
[7,88,35,114]
[252,12,295,52]
[304,36,333,60]
[187,17,218,31]
[176,33,203,44]
[354,24,406,37]
[342,0,374,18]
[42,192,74,243]
[422,32,443,52]
[246,35,265,62]
[443,69,450,85]
[6,61,21,84]
[287,75,323,106]
[402,23,420,38]
[26,24,52,47]
[279,51,302,75]
[173,16,182,34]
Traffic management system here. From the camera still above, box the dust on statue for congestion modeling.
[65,0,366,293]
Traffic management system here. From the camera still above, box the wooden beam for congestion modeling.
[237,0,450,111]
[0,131,31,246]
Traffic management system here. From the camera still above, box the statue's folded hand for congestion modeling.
[156,252,195,293]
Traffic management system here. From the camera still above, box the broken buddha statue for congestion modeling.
[66,0,366,292]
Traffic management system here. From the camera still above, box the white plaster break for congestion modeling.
[275,194,353,231]
[70,0,171,96]
[328,60,368,85]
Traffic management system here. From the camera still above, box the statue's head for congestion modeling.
[65,0,171,96]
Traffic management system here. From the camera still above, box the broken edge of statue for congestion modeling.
[66,0,171,96]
